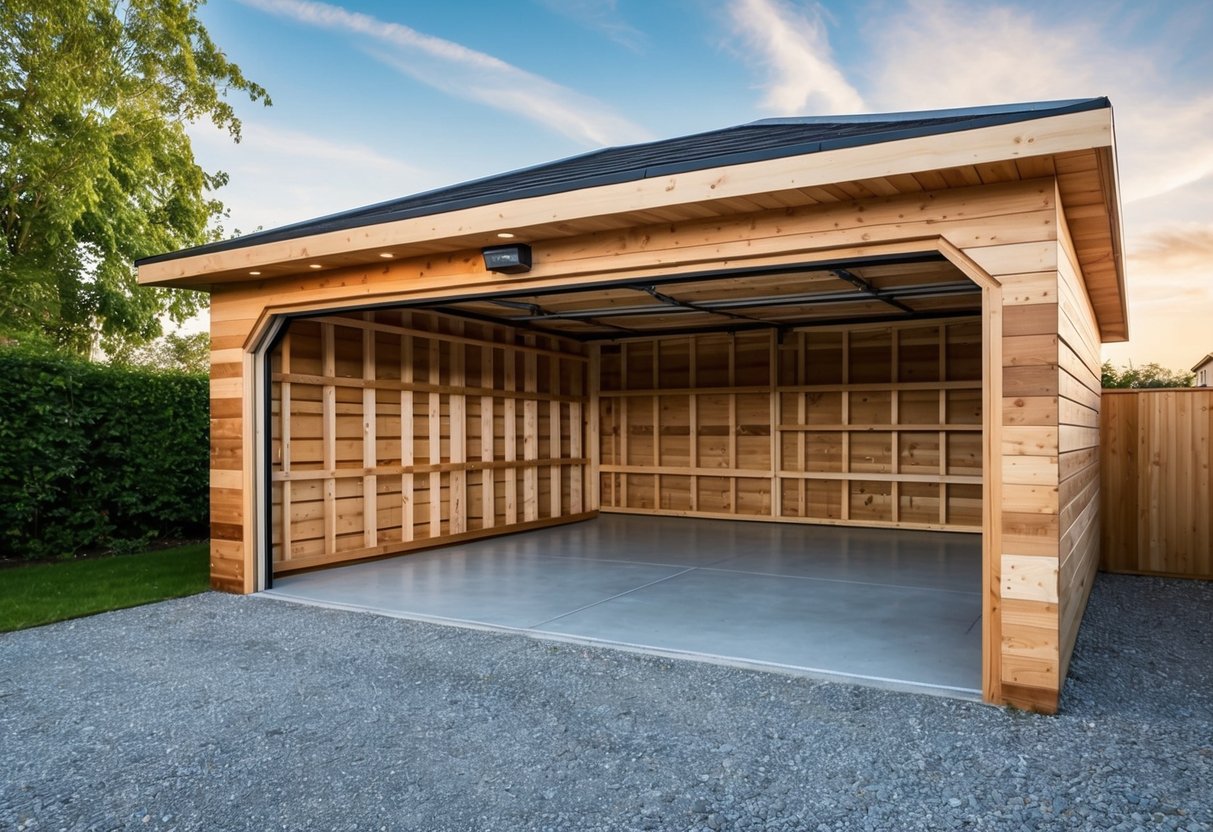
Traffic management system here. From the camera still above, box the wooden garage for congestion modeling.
[139,98,1126,712]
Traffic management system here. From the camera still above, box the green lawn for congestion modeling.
[0,543,210,633]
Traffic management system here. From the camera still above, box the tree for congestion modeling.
[1101,361,1194,389]
[109,329,209,373]
[0,0,269,355]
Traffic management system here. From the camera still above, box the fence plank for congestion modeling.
[1100,388,1212,579]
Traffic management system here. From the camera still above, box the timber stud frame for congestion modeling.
[141,98,1127,713]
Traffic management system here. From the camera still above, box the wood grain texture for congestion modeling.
[596,320,984,531]
[1100,389,1212,581]
[267,309,588,573]
[202,172,1122,715]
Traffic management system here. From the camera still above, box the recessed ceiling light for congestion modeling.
[378,252,394,259]
[308,263,323,269]
[248,270,261,276]
[496,232,515,239]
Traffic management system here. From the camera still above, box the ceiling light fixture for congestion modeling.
[496,232,516,239]
[249,270,261,276]
[308,263,323,269]
[379,252,394,259]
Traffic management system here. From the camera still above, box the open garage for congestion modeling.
[138,98,1126,711]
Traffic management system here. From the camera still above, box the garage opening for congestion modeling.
[265,252,986,694]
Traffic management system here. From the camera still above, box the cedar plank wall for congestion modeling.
[1100,389,1213,579]
[207,176,1073,709]
[596,321,984,530]
[1055,190,1103,684]
[267,310,590,575]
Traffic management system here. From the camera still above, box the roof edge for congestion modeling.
[748,97,1107,126]
[137,98,1112,268]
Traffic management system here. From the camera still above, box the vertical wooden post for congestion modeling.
[362,316,378,548]
[620,344,629,508]
[481,344,495,529]
[587,344,601,512]
[840,329,850,521]
[728,334,737,514]
[770,331,780,519]
[980,283,1005,709]
[280,331,292,564]
[550,355,562,519]
[796,331,806,517]
[401,323,414,542]
[449,322,467,534]
[652,340,660,509]
[504,345,519,525]
[890,328,899,524]
[428,336,442,537]
[321,323,337,556]
[523,339,539,522]
[689,337,698,512]
[939,326,949,525]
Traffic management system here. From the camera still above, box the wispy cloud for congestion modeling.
[1130,225,1213,273]
[239,0,650,147]
[849,0,1213,367]
[538,0,647,51]
[862,0,1213,209]
[188,118,432,231]
[727,0,864,116]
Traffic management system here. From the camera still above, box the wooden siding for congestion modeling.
[203,176,1089,711]
[1101,389,1213,580]
[596,320,984,531]
[1056,196,1103,685]
[140,110,1124,344]
[268,309,591,575]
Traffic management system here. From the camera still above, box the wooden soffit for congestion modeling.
[139,107,1126,341]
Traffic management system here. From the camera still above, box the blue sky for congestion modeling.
[187,0,1213,370]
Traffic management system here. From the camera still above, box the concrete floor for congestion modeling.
[265,515,983,696]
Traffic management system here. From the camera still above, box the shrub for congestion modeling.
[0,346,208,558]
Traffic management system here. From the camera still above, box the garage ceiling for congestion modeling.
[414,253,980,340]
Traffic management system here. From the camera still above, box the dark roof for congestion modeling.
[139,98,1110,266]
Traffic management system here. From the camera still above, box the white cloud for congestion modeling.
[537,0,647,51]
[855,0,1213,368]
[239,0,650,147]
[187,119,433,232]
[727,0,865,115]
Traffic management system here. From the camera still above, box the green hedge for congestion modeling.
[0,347,209,558]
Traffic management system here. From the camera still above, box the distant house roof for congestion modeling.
[137,98,1110,267]
[1192,353,1213,372]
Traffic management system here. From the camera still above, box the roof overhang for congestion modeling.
[139,105,1127,341]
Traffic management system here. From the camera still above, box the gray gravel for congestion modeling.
[2,573,1210,832]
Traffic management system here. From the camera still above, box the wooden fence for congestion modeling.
[1100,388,1213,579]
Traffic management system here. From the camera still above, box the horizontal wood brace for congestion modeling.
[776,471,983,485]
[599,464,981,486]
[601,506,981,533]
[600,463,773,478]
[307,314,586,361]
[274,457,589,481]
[775,423,982,432]
[597,380,984,396]
[273,372,582,403]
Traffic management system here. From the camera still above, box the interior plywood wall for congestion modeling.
[269,309,590,574]
[596,319,983,531]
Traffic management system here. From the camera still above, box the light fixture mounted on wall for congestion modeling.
[481,243,532,274]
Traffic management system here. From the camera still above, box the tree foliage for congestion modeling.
[0,0,268,354]
[1101,361,1194,389]
[109,329,209,372]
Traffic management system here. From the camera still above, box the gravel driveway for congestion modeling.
[2,573,1210,832]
